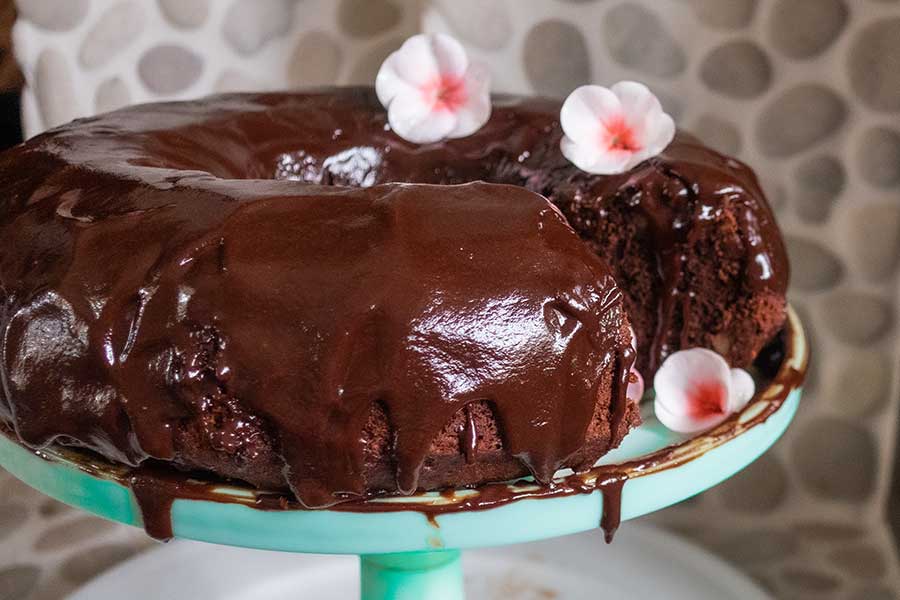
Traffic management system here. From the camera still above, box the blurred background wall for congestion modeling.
[1,1,899,599]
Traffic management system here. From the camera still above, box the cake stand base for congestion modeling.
[65,524,772,600]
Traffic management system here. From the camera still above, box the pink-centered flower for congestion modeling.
[653,348,755,434]
[376,33,491,144]
[560,82,675,175]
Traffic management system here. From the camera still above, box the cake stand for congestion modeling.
[0,308,807,600]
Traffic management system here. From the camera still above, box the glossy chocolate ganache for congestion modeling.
[0,87,786,517]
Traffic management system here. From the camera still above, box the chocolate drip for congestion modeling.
[599,477,626,544]
[129,472,177,540]
[640,168,688,375]
[128,465,233,540]
[129,466,251,541]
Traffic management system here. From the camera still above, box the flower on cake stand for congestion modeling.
[376,33,491,144]
[560,81,675,175]
[626,326,645,402]
[627,368,645,403]
[653,348,755,434]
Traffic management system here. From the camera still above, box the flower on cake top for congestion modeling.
[376,33,491,144]
[653,348,755,434]
[560,82,675,175]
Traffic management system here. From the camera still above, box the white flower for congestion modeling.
[626,325,645,402]
[627,367,645,403]
[653,348,755,434]
[560,82,675,175]
[375,33,491,144]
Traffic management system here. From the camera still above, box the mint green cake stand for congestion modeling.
[0,308,806,600]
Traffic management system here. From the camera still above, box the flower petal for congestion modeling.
[729,368,756,412]
[376,34,491,144]
[448,61,491,139]
[375,37,441,107]
[620,151,650,173]
[375,69,416,112]
[428,33,469,79]
[560,85,619,147]
[653,348,735,433]
[611,81,661,138]
[627,368,645,403]
[655,395,728,434]
[654,348,732,410]
[387,92,456,144]
[642,112,676,158]
[560,81,675,175]
[560,135,633,174]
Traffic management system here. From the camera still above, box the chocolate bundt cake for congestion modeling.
[0,86,786,508]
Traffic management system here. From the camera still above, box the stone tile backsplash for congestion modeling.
[12,0,421,135]
[5,0,900,598]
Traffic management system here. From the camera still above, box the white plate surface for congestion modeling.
[66,523,772,600]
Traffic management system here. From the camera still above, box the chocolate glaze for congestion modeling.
[0,88,642,510]
[0,90,788,380]
[599,478,625,544]
[5,317,803,542]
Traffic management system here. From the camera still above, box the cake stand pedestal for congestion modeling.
[361,551,463,600]
[0,309,806,600]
